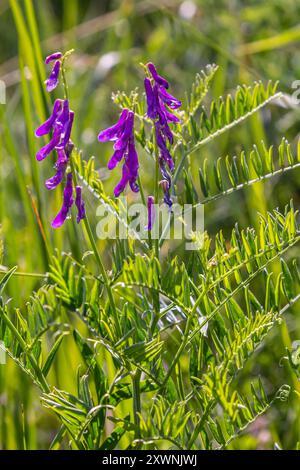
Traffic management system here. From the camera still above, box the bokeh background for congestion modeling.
[0,0,300,450]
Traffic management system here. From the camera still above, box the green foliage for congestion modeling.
[2,202,300,449]
[197,137,300,203]
[182,80,280,152]
[1,0,300,452]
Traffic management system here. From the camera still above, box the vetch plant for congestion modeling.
[1,46,300,452]
[35,51,85,229]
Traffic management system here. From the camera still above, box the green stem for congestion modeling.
[138,175,152,250]
[84,217,120,330]
[0,270,47,279]
[161,315,193,389]
[61,50,74,101]
[132,369,142,440]
[137,175,146,207]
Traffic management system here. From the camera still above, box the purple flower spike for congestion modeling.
[75,186,86,224]
[45,149,68,190]
[35,99,63,137]
[147,63,169,89]
[35,54,79,228]
[45,60,61,92]
[52,173,74,229]
[147,196,156,231]
[98,109,129,142]
[45,52,63,65]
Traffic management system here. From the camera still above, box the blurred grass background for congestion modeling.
[0,0,300,450]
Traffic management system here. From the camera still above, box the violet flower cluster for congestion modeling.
[98,109,139,197]
[144,62,181,208]
[98,63,181,232]
[35,52,85,229]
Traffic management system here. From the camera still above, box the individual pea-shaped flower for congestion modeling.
[35,99,63,137]
[45,52,63,65]
[144,77,158,120]
[155,122,175,172]
[52,172,74,229]
[75,186,86,224]
[113,138,139,197]
[159,158,173,209]
[44,52,63,93]
[45,149,68,190]
[55,101,75,150]
[36,127,61,162]
[45,60,61,93]
[98,109,139,197]
[146,196,156,231]
[147,62,169,89]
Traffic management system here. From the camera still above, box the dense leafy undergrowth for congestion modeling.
[1,0,300,451]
